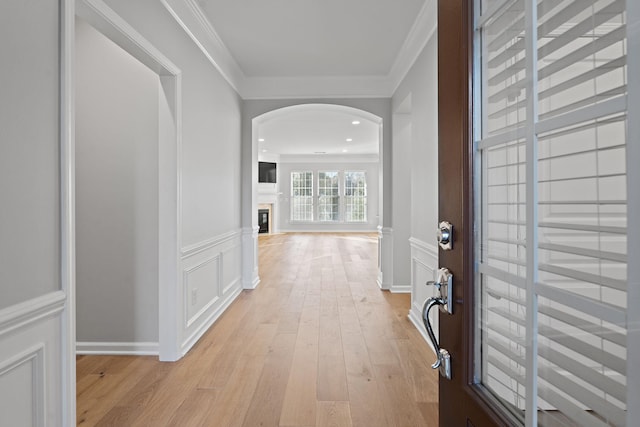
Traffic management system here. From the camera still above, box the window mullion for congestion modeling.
[524,0,539,425]
[626,0,640,423]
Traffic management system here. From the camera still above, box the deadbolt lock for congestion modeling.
[437,221,453,250]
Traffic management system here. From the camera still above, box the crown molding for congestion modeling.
[161,0,244,93]
[388,0,438,94]
[241,75,394,100]
[161,0,437,99]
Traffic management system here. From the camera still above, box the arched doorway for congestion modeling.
[241,101,392,290]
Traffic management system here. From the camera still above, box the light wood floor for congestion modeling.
[76,232,438,426]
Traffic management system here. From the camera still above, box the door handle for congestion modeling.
[422,268,453,380]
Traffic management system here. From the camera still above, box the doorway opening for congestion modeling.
[74,0,182,362]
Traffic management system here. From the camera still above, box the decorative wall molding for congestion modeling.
[242,226,260,289]
[409,236,439,259]
[180,286,242,357]
[76,341,159,356]
[183,254,221,328]
[0,344,45,426]
[0,291,66,339]
[408,309,436,356]
[377,226,393,290]
[181,229,242,258]
[409,236,439,355]
[160,0,437,99]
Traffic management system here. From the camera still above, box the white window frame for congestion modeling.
[317,170,340,222]
[290,170,314,222]
[343,170,367,223]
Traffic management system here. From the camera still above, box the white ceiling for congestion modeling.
[198,0,426,78]
[168,0,434,155]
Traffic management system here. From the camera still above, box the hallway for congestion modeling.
[76,233,438,426]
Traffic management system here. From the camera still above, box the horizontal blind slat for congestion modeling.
[537,283,626,326]
[538,221,626,234]
[538,386,616,427]
[538,242,627,263]
[479,263,527,289]
[487,287,626,346]
[489,306,626,374]
[539,263,626,291]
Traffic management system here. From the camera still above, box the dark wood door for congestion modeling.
[437,1,518,425]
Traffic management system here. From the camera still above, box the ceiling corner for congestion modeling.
[387,0,438,94]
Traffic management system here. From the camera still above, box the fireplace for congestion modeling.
[258,209,269,233]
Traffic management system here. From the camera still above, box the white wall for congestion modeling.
[0,0,60,310]
[391,111,412,292]
[392,27,439,341]
[75,18,160,346]
[101,0,244,356]
[277,155,380,232]
[0,0,69,425]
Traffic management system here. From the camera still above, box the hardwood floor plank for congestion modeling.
[316,401,353,427]
[374,363,428,427]
[166,389,220,427]
[279,303,320,426]
[240,333,297,427]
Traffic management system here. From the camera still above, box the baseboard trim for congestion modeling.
[180,286,242,357]
[243,276,260,290]
[389,285,411,294]
[76,341,159,356]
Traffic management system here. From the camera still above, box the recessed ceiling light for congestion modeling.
[352,120,360,125]
[346,138,353,142]
[342,149,348,153]
[262,149,267,153]
[258,138,265,142]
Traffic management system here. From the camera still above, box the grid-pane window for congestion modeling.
[291,171,313,221]
[318,171,339,221]
[344,171,367,222]
[475,1,630,425]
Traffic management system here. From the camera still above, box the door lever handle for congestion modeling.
[422,297,452,379]
[422,268,453,379]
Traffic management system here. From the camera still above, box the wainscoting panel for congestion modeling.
[180,229,243,356]
[408,237,439,354]
[0,292,65,426]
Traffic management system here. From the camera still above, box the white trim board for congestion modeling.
[0,291,66,339]
[76,342,159,356]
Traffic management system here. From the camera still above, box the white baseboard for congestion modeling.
[76,341,159,356]
[243,276,260,290]
[389,284,411,294]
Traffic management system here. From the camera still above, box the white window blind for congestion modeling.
[475,0,630,426]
